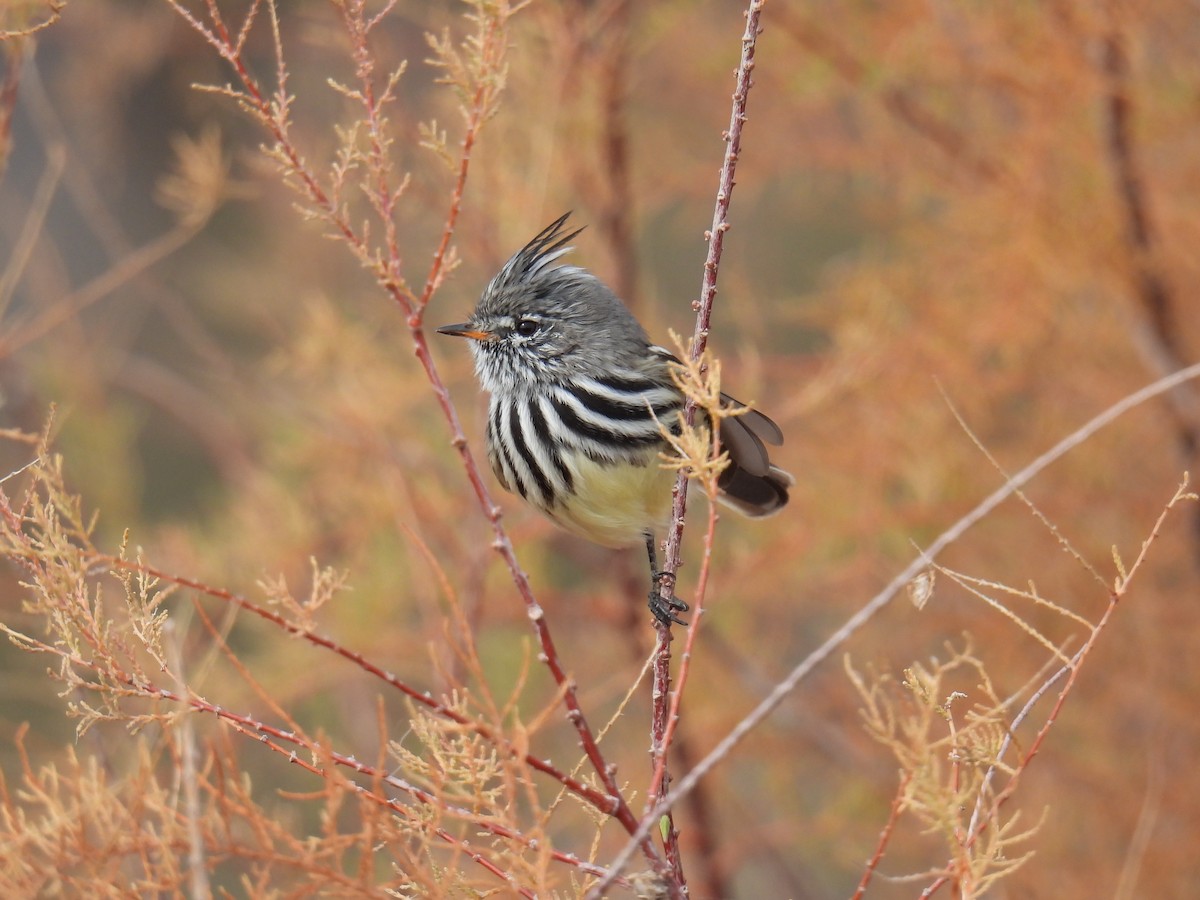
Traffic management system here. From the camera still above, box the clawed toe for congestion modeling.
[648,588,689,627]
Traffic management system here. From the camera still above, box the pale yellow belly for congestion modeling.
[550,453,676,548]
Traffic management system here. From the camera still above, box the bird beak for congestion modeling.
[436,322,495,341]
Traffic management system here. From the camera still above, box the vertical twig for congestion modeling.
[663,505,727,898]
[619,1,768,896]
[603,362,1200,893]
[646,627,684,889]
[650,501,717,803]
[654,0,765,614]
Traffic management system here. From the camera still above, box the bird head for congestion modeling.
[437,213,650,393]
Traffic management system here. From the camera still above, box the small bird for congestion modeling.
[438,213,792,625]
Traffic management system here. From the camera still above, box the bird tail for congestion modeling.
[717,461,793,517]
[714,399,793,517]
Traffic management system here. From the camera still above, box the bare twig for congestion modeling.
[162,0,658,861]
[0,625,616,892]
[653,0,765,592]
[0,2,64,40]
[603,1,768,895]
[651,501,717,804]
[601,361,1200,890]
[851,771,913,900]
[921,478,1194,897]
[103,555,619,817]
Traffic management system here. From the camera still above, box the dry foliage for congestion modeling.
[2,1,1200,897]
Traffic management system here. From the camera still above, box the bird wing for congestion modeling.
[646,346,783,477]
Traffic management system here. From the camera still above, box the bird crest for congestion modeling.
[492,212,585,291]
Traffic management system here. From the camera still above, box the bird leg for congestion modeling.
[644,532,689,626]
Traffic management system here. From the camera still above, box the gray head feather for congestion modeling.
[464,213,656,392]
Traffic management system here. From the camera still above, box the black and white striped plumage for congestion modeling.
[438,213,792,621]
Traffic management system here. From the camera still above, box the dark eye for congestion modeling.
[514,318,539,337]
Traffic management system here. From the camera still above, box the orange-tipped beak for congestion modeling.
[436,323,494,341]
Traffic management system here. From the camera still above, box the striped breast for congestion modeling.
[484,372,683,547]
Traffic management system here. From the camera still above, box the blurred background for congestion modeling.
[2,1,1199,896]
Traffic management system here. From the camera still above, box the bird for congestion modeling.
[437,212,792,625]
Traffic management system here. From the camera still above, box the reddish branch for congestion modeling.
[851,772,913,900]
[605,0,768,896]
[163,0,660,865]
[653,499,718,790]
[654,0,766,610]
[5,628,614,894]
[104,556,617,817]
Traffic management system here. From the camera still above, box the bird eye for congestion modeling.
[514,318,539,337]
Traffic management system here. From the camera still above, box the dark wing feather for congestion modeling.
[722,393,784,445]
[646,347,792,517]
[718,415,770,477]
[717,391,784,477]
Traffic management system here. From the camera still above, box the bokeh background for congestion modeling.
[2,1,1199,896]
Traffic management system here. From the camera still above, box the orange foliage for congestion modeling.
[1,1,1199,896]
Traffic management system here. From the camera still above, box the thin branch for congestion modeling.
[0,2,63,40]
[600,361,1200,890]
[921,481,1193,897]
[639,2,767,894]
[655,0,765,598]
[651,500,718,802]
[102,556,618,817]
[161,1,655,859]
[851,771,913,900]
[0,626,616,892]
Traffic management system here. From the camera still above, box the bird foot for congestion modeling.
[643,585,691,628]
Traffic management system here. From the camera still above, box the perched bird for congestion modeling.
[438,213,792,625]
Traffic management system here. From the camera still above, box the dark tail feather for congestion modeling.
[714,399,791,516]
[717,461,793,517]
